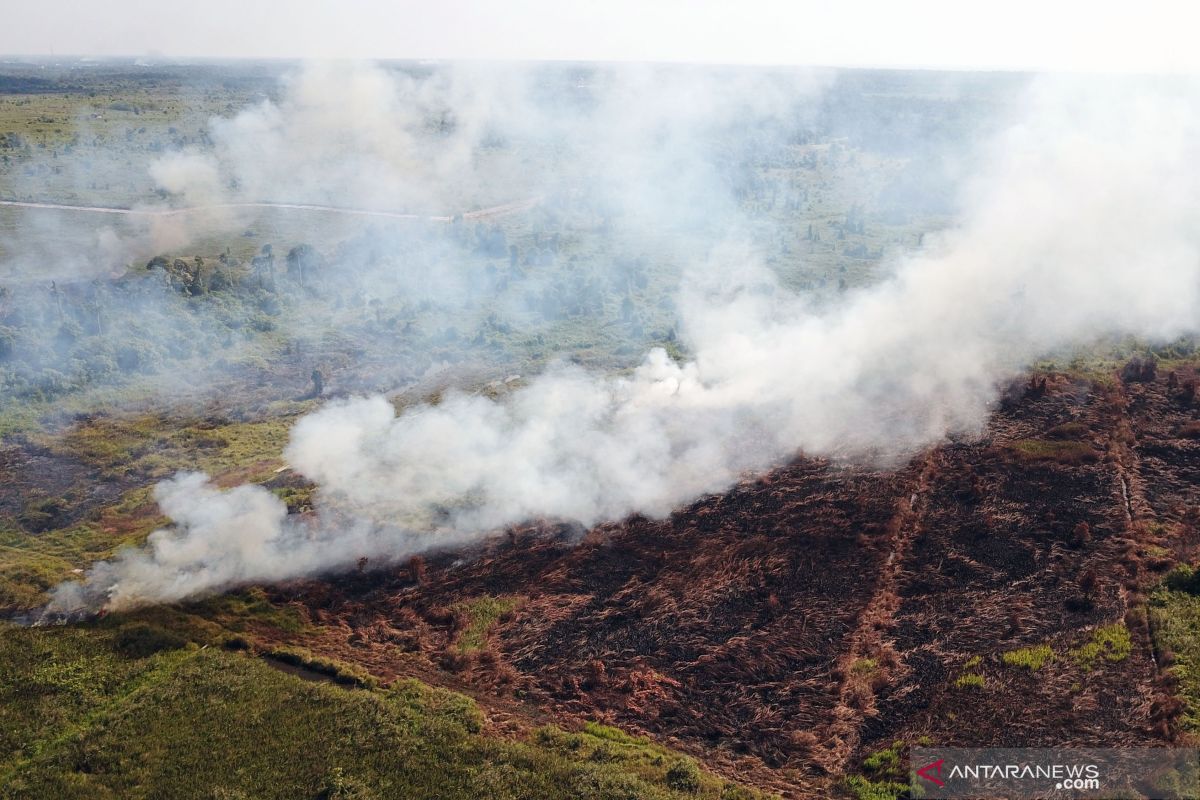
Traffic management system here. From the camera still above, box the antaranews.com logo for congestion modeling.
[910,747,1198,799]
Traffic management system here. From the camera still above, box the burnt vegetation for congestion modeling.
[240,360,1200,797]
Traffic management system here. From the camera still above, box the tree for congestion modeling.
[286,244,324,287]
[251,244,276,291]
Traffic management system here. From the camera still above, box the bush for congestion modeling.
[844,775,907,800]
[665,759,702,793]
[1166,565,1200,595]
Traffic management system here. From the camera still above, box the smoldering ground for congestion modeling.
[35,64,1200,614]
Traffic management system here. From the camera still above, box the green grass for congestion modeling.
[844,775,908,800]
[453,594,524,653]
[0,409,302,612]
[1001,644,1054,671]
[0,620,775,800]
[0,500,163,612]
[953,673,985,689]
[850,657,878,675]
[40,413,296,483]
[265,645,379,689]
[1151,579,1200,732]
[848,740,915,800]
[1069,623,1132,671]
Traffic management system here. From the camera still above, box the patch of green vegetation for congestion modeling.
[1164,564,1200,595]
[862,740,906,783]
[266,645,379,689]
[844,775,909,800]
[188,587,311,636]
[0,621,773,800]
[0,485,167,612]
[1151,576,1200,732]
[954,673,985,690]
[272,482,316,513]
[43,413,294,482]
[1002,438,1100,465]
[851,657,878,675]
[0,411,298,612]
[453,594,524,653]
[1070,623,1132,671]
[1001,644,1054,671]
[848,739,918,800]
[583,721,646,745]
[963,655,981,669]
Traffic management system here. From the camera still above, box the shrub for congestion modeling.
[850,657,878,675]
[1166,565,1200,595]
[844,775,907,800]
[665,759,702,793]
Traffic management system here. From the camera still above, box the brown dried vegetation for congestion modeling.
[256,364,1200,797]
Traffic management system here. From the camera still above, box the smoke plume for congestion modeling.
[45,68,1200,614]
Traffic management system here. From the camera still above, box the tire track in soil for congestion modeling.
[819,449,940,773]
[1102,376,1173,712]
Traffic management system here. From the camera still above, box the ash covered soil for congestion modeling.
[252,364,1200,797]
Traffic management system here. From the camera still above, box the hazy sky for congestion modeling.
[2,0,1196,73]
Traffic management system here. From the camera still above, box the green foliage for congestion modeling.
[1069,623,1132,671]
[953,673,985,689]
[16,495,67,533]
[189,587,311,635]
[266,645,379,689]
[1164,564,1200,595]
[112,623,187,659]
[844,775,909,800]
[665,759,702,793]
[850,657,878,675]
[1151,580,1200,732]
[0,623,772,800]
[452,594,524,653]
[1001,644,1054,671]
[584,721,646,745]
[862,741,906,782]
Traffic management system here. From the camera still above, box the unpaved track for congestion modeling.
[0,196,541,222]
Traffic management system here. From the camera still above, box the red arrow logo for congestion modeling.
[917,758,946,787]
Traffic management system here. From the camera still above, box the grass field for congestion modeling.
[0,619,773,799]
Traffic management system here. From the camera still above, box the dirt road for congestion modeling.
[0,196,541,222]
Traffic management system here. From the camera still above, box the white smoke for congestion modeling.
[46,72,1200,614]
[147,61,548,213]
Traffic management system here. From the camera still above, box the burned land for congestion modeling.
[2,61,1200,800]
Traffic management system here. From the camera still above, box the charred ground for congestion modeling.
[245,362,1200,797]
